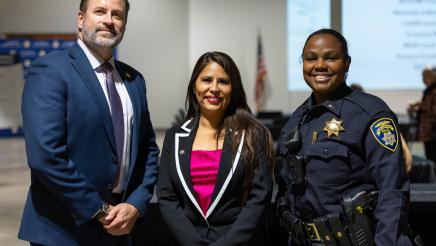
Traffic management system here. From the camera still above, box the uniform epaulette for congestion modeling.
[346,90,393,117]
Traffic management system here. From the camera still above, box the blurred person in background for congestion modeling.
[408,66,436,164]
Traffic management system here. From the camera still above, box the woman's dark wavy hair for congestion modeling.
[185,51,274,204]
[301,28,350,61]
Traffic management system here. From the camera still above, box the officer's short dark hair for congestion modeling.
[301,28,350,61]
[80,0,130,20]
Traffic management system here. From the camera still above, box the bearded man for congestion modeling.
[18,0,159,245]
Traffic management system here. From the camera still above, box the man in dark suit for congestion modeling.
[18,0,159,245]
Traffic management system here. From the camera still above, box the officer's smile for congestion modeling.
[311,74,333,83]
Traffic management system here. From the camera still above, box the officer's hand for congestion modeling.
[103,203,140,236]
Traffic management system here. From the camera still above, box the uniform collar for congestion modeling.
[307,83,352,117]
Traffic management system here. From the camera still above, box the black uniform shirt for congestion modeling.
[277,84,410,245]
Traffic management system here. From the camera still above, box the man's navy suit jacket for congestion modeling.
[18,43,159,246]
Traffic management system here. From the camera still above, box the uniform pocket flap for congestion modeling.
[305,142,348,160]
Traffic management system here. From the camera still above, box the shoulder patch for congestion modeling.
[370,118,399,152]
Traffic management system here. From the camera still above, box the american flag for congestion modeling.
[255,33,267,113]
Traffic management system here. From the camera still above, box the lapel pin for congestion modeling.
[126,73,132,80]
[179,150,185,155]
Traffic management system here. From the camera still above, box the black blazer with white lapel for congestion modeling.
[157,118,273,246]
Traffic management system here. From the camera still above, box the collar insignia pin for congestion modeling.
[323,118,345,137]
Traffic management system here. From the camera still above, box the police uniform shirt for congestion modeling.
[277,84,410,245]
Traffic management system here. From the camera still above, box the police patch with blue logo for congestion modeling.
[370,118,399,152]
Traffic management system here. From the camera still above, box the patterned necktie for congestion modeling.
[99,63,124,169]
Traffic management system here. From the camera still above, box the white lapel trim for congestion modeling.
[174,119,207,220]
[181,119,192,133]
[175,132,206,220]
[205,131,245,218]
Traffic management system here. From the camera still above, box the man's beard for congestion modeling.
[82,23,124,49]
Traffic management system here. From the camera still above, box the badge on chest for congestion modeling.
[323,117,345,138]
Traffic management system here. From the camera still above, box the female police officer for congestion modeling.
[276,29,411,245]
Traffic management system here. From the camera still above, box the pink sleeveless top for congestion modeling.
[190,149,222,215]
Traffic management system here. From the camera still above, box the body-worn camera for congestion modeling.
[283,126,307,189]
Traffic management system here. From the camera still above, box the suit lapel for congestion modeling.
[205,131,245,218]
[174,119,206,219]
[178,132,195,193]
[69,44,116,152]
[209,134,232,203]
[174,120,245,220]
[116,62,140,179]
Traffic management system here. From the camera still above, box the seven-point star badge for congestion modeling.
[323,118,345,137]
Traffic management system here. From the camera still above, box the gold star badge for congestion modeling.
[323,118,345,137]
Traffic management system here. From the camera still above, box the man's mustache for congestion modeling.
[95,26,117,36]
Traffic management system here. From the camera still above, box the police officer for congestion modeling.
[276,29,412,245]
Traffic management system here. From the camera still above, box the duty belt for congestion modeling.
[288,216,351,245]
[279,191,378,246]
[302,222,321,242]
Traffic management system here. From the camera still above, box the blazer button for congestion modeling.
[106,184,113,190]
[111,155,117,163]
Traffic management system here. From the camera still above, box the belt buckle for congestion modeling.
[304,222,321,242]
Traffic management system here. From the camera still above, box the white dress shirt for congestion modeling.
[78,39,133,194]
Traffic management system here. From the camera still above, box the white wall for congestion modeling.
[119,0,189,129]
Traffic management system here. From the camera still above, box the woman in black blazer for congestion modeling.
[157,52,274,245]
